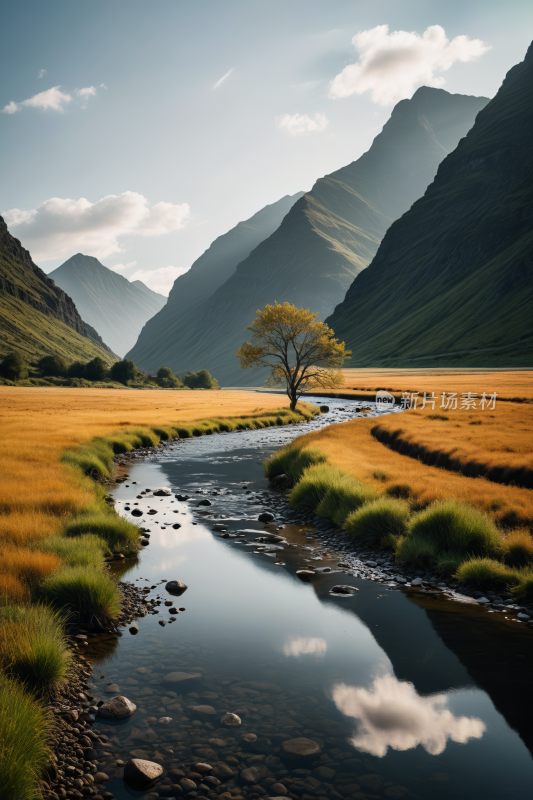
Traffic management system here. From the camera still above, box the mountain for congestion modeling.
[49,254,167,357]
[127,192,304,367]
[326,43,533,367]
[127,88,488,385]
[0,216,115,364]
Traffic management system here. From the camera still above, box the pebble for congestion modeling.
[220,712,241,726]
[97,696,136,719]
[124,758,164,787]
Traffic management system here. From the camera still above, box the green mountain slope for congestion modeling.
[49,254,167,357]
[127,192,304,367]
[326,42,533,367]
[127,88,487,385]
[0,216,115,363]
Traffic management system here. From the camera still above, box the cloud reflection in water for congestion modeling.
[283,637,327,657]
[332,674,485,757]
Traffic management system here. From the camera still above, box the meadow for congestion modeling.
[0,386,317,799]
[266,389,533,596]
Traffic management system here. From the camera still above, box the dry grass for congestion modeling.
[0,387,312,601]
[372,403,533,489]
[340,368,533,402]
[281,413,533,528]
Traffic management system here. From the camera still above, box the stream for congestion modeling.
[84,397,533,800]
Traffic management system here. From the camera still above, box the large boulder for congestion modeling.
[97,696,136,719]
[123,758,163,788]
[165,580,188,596]
[258,512,274,522]
[271,474,293,491]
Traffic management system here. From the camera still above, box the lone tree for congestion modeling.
[110,359,138,385]
[236,302,350,410]
[156,366,183,388]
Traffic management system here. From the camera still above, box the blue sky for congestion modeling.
[1,0,531,293]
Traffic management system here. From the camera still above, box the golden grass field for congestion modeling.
[288,402,533,528]
[0,387,303,602]
[340,368,533,401]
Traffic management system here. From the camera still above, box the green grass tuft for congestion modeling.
[0,605,72,690]
[346,498,411,546]
[315,473,378,527]
[0,674,52,800]
[455,557,519,588]
[33,535,107,569]
[37,566,121,622]
[396,534,440,568]
[408,500,501,557]
[265,445,327,482]
[63,511,139,555]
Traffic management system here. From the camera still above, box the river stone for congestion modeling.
[242,733,257,742]
[198,499,212,506]
[165,580,188,596]
[271,783,288,796]
[193,763,213,774]
[221,712,241,726]
[105,683,120,693]
[314,765,335,779]
[153,488,172,496]
[180,778,197,791]
[158,717,172,724]
[213,762,236,779]
[330,585,359,595]
[123,758,163,788]
[258,512,274,522]
[240,766,261,784]
[131,508,143,517]
[281,738,322,759]
[98,696,136,719]
[190,704,216,715]
[271,474,293,491]
[162,671,201,686]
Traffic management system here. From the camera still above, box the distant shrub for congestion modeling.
[156,366,183,388]
[182,369,219,389]
[83,356,108,382]
[0,674,51,800]
[0,605,72,690]
[372,469,390,482]
[67,360,86,378]
[455,557,518,588]
[110,359,137,385]
[385,483,413,499]
[37,355,69,377]
[0,351,28,381]
[346,498,410,546]
[396,534,439,568]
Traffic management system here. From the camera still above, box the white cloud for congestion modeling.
[2,192,191,262]
[328,24,491,106]
[283,637,327,658]
[213,68,234,90]
[2,85,73,114]
[77,86,97,99]
[276,112,328,136]
[111,261,137,272]
[332,674,485,758]
[129,266,188,296]
[38,69,47,79]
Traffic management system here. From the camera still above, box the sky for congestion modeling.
[1,0,532,295]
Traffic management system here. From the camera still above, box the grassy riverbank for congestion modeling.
[0,387,318,800]
[266,401,533,596]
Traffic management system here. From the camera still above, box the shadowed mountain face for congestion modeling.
[327,43,533,367]
[49,254,167,357]
[0,216,115,363]
[127,88,488,385]
[126,192,305,370]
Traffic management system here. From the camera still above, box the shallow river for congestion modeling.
[86,398,533,800]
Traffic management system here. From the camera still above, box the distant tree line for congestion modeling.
[0,351,219,389]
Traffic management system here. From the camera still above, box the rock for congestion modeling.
[98,696,136,719]
[366,561,377,567]
[131,508,143,517]
[141,539,150,546]
[476,597,490,604]
[162,671,201,686]
[158,717,172,724]
[158,620,166,627]
[165,580,188,596]
[296,570,316,581]
[169,607,178,614]
[147,510,158,515]
[518,613,531,620]
[168,769,186,781]
[271,474,293,491]
[213,762,235,779]
[153,488,172,496]
[241,733,257,743]
[281,738,322,759]
[198,499,212,506]
[123,758,163,788]
[176,495,189,501]
[410,578,423,586]
[319,405,329,413]
[189,704,216,715]
[172,523,181,529]
[221,712,241,726]
[193,763,213,774]
[93,773,109,784]
[271,783,288,795]
[129,625,139,635]
[313,766,335,779]
[240,767,261,784]
[330,585,359,595]
[180,778,197,791]
[258,512,274,522]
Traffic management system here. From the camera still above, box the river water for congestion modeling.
[86,398,533,800]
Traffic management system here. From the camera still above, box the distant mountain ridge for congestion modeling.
[127,192,305,368]
[49,254,167,357]
[0,216,115,363]
[326,42,533,367]
[127,87,488,384]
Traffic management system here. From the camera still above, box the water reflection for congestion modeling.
[283,635,327,657]
[332,673,485,756]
